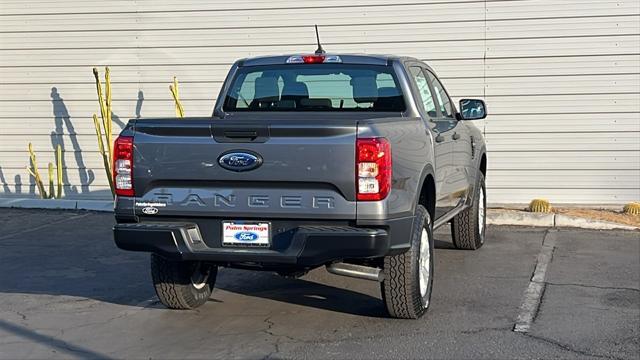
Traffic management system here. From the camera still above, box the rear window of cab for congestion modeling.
[223,64,406,112]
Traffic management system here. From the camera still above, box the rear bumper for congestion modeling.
[113,222,391,267]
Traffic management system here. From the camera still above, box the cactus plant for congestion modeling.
[623,202,640,215]
[170,76,185,118]
[91,69,187,197]
[26,143,64,199]
[92,67,115,197]
[528,199,552,213]
[56,145,63,199]
[27,143,47,198]
[48,163,54,198]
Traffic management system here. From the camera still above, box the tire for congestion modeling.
[381,205,434,319]
[150,254,217,310]
[451,172,486,250]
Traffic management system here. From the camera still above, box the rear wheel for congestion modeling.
[451,172,486,250]
[381,205,434,319]
[150,254,217,310]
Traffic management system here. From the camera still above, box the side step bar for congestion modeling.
[433,201,469,230]
[326,262,384,282]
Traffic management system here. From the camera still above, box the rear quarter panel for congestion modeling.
[357,117,435,221]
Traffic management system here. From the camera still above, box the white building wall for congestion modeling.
[0,0,638,204]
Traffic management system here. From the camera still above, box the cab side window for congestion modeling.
[408,67,437,118]
[427,71,454,119]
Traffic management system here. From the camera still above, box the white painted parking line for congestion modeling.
[514,230,557,333]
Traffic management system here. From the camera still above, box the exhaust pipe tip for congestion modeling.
[326,262,384,282]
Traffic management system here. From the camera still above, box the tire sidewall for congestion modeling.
[474,173,487,246]
[414,206,434,310]
[150,254,217,309]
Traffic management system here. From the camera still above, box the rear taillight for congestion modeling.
[356,137,392,201]
[113,135,134,197]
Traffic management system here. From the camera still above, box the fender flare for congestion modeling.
[413,162,436,217]
[466,147,487,206]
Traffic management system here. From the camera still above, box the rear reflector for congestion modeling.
[113,135,134,197]
[286,55,342,64]
[356,137,391,201]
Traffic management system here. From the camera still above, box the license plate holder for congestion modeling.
[222,221,270,247]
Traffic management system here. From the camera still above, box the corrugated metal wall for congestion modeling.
[1,0,639,204]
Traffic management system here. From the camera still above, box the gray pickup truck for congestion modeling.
[113,52,487,319]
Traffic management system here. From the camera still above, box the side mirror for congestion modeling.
[459,99,487,120]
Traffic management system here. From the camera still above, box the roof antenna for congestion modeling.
[314,25,325,55]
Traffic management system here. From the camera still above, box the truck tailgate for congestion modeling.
[131,118,357,219]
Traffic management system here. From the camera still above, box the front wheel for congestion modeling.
[451,172,486,250]
[381,205,434,319]
[150,254,217,310]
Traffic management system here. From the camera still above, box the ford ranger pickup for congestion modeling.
[113,52,488,319]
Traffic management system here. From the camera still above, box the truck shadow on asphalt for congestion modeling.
[211,234,456,317]
[0,210,455,318]
[0,211,157,308]
[214,269,389,318]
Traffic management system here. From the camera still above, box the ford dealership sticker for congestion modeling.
[222,222,270,247]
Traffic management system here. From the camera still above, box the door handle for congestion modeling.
[452,132,460,140]
[435,134,445,143]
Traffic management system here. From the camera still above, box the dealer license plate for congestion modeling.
[222,221,270,247]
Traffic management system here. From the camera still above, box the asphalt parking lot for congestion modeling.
[0,208,638,359]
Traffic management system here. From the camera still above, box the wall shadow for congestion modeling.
[135,90,144,118]
[0,167,29,197]
[1,85,142,199]
[50,87,95,196]
[0,166,11,195]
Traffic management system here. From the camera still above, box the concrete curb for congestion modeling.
[486,210,555,227]
[0,198,637,231]
[553,213,638,231]
[0,198,113,212]
[487,209,638,231]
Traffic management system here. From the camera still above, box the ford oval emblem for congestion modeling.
[218,151,262,172]
[142,207,158,215]
[234,232,259,241]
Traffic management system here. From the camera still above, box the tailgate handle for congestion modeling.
[224,131,258,139]
[212,124,270,143]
